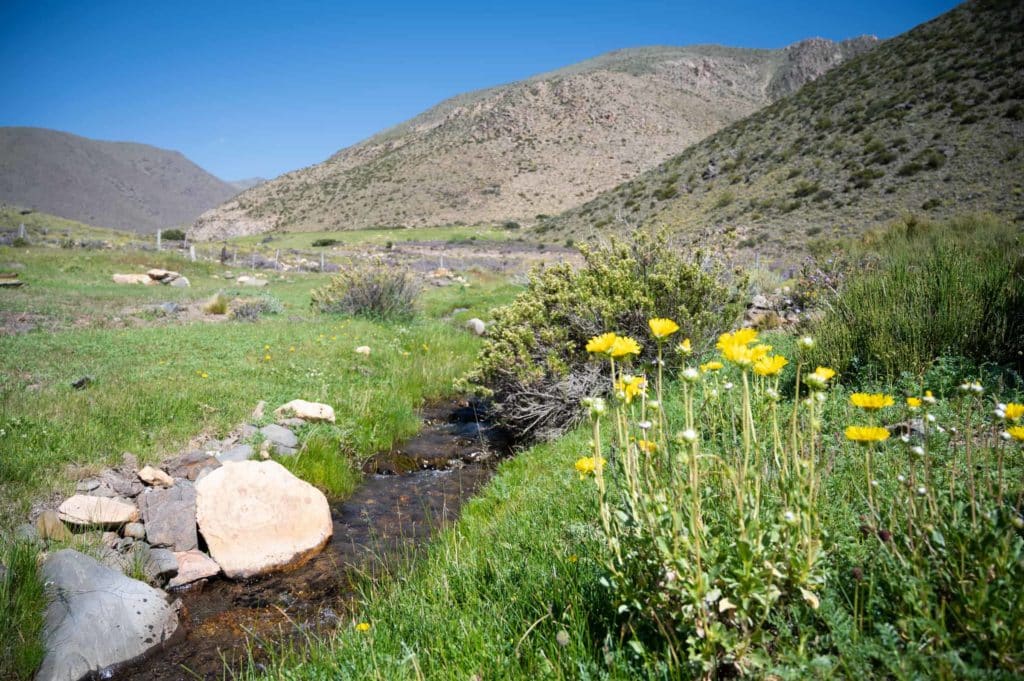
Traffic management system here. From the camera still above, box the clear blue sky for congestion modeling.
[0,0,961,181]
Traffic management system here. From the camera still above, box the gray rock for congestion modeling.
[195,466,218,484]
[238,423,259,440]
[165,450,221,481]
[169,276,190,288]
[145,548,179,584]
[75,478,100,493]
[139,482,198,551]
[273,444,298,457]
[36,549,179,681]
[16,522,39,542]
[277,417,306,428]
[159,302,180,315]
[465,317,486,336]
[216,444,253,463]
[114,536,136,553]
[99,470,144,498]
[260,424,298,449]
[750,294,771,310]
[123,522,147,540]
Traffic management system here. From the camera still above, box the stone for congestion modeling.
[273,444,298,457]
[169,276,190,288]
[274,399,336,423]
[139,482,198,551]
[277,417,306,427]
[58,495,139,527]
[237,275,268,287]
[167,550,221,588]
[146,268,179,281]
[123,522,147,540]
[16,522,39,542]
[195,461,332,579]
[165,450,221,481]
[750,294,771,310]
[238,423,259,439]
[260,424,298,449]
[216,444,253,463]
[36,549,179,681]
[112,273,152,285]
[99,469,145,497]
[251,400,266,420]
[75,478,100,493]
[159,302,180,315]
[354,345,371,356]
[137,465,174,487]
[465,317,486,336]
[36,510,72,541]
[145,548,179,584]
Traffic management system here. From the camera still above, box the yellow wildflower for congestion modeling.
[264,354,272,362]
[574,456,605,479]
[850,393,895,411]
[700,361,724,373]
[805,366,836,391]
[677,338,692,355]
[844,425,890,443]
[906,397,922,409]
[716,329,764,367]
[636,439,657,454]
[615,374,647,404]
[200,372,208,379]
[753,355,789,377]
[648,318,679,339]
[609,335,641,358]
[586,332,617,355]
[1007,426,1024,441]
[355,622,371,632]
[1004,403,1024,422]
[289,346,296,353]
[264,344,270,350]
[814,367,836,381]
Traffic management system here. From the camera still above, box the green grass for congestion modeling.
[0,539,46,681]
[227,225,516,250]
[279,432,360,499]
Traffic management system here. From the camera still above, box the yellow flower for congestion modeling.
[906,397,922,409]
[648,318,679,339]
[585,332,617,355]
[636,439,657,454]
[1004,403,1024,422]
[844,425,890,443]
[264,354,272,361]
[200,372,208,379]
[615,374,647,404]
[716,329,764,367]
[609,336,641,358]
[676,338,692,356]
[753,355,789,377]
[264,344,270,350]
[815,367,836,380]
[1007,426,1024,441]
[355,622,371,632]
[289,346,296,353]
[700,361,724,373]
[850,393,895,411]
[574,456,605,478]
[805,366,836,391]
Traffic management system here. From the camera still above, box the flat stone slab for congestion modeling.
[58,495,139,527]
[260,424,298,449]
[274,399,336,423]
[139,482,198,551]
[195,461,332,579]
[36,549,179,681]
[168,550,221,588]
[216,444,253,463]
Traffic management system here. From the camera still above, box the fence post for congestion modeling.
[275,249,280,271]
[156,229,162,251]
[18,223,26,239]
[251,251,256,271]
[320,251,325,272]
[189,244,196,262]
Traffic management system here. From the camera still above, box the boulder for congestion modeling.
[165,450,221,481]
[237,275,268,287]
[139,482,198,551]
[195,461,332,578]
[57,496,139,528]
[36,549,179,681]
[274,399,336,424]
[465,318,486,336]
[36,510,71,541]
[144,548,179,584]
[112,273,152,285]
[216,444,253,463]
[146,268,179,281]
[137,465,174,487]
[167,550,220,588]
[169,276,190,288]
[354,345,371,356]
[98,469,145,497]
[260,424,298,449]
[123,522,147,540]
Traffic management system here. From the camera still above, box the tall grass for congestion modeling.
[0,539,46,681]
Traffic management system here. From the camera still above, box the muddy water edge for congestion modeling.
[112,401,512,681]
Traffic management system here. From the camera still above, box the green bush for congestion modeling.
[311,238,341,247]
[466,230,745,440]
[811,214,1024,379]
[229,292,284,322]
[160,228,186,241]
[311,260,418,320]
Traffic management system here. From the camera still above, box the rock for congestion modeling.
[354,345,371,356]
[147,268,178,281]
[137,465,174,487]
[16,522,39,542]
[123,522,147,540]
[101,531,120,549]
[99,469,145,498]
[169,276,190,288]
[750,294,771,310]
[159,302,180,315]
[273,444,298,457]
[260,424,298,449]
[145,548,179,584]
[58,495,139,528]
[165,450,221,481]
[36,549,179,681]
[75,478,100,493]
[465,318,486,336]
[195,461,332,579]
[112,273,152,285]
[139,482,198,551]
[251,400,266,420]
[168,550,221,588]
[277,417,306,427]
[274,399,336,423]
[216,444,253,463]
[36,510,71,541]
[237,275,268,287]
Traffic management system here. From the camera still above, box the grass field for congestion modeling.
[226,224,519,250]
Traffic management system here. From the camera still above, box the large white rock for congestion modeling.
[36,549,179,681]
[274,399,336,423]
[465,317,487,336]
[194,461,332,579]
[58,495,139,527]
[111,273,152,285]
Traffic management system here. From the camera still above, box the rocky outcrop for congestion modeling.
[195,461,333,579]
[36,549,179,681]
[139,482,198,552]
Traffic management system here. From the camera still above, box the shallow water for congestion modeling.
[111,402,509,680]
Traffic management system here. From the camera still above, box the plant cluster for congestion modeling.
[311,260,419,320]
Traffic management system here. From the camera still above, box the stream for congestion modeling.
[111,402,511,681]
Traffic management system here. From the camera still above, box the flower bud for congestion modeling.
[797,336,815,350]
[679,428,698,444]
[911,445,925,456]
[681,367,700,383]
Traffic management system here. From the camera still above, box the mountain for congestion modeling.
[0,127,239,233]
[228,177,266,192]
[191,37,877,240]
[546,0,1024,266]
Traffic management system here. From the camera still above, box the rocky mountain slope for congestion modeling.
[0,127,239,233]
[191,37,876,240]
[547,0,1024,266]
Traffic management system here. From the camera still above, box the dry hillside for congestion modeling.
[547,0,1024,267]
[191,38,876,240]
[0,127,238,233]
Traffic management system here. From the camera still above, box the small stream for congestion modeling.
[112,402,511,681]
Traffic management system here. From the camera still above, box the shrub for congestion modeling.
[160,229,186,241]
[203,293,229,315]
[230,293,284,322]
[466,230,745,440]
[810,214,1024,379]
[311,260,418,320]
[311,238,341,247]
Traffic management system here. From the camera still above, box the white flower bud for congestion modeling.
[647,400,660,411]
[995,409,1006,419]
[679,428,698,444]
[900,435,910,443]
[917,486,927,496]
[723,382,734,391]
[911,446,925,456]
[1001,431,1012,441]
[766,387,780,401]
[871,480,879,487]
[637,420,653,431]
[926,413,936,423]
[783,511,796,523]
[797,336,815,350]
[681,367,700,383]
[897,474,906,483]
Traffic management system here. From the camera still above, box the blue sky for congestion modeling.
[0,0,961,180]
